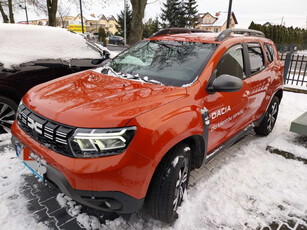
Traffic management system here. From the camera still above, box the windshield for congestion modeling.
[107,40,215,87]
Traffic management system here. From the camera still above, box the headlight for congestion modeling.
[69,126,137,158]
[16,99,25,121]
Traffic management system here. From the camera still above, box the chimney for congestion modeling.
[215,12,220,17]
[90,14,96,18]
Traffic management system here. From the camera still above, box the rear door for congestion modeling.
[243,42,271,122]
[205,44,251,153]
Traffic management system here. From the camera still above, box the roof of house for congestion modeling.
[263,22,273,26]
[74,14,99,21]
[199,12,238,27]
[83,15,99,21]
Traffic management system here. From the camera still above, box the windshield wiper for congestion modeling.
[100,67,163,85]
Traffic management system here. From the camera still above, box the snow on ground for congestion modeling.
[0,24,101,68]
[0,134,48,230]
[0,91,306,229]
[285,84,307,91]
[297,50,307,55]
[269,131,307,159]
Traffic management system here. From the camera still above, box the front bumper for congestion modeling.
[11,122,152,213]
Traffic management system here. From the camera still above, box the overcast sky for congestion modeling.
[12,0,307,29]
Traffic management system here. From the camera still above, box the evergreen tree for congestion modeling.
[177,1,186,27]
[143,17,159,38]
[161,0,182,28]
[248,21,307,49]
[184,0,198,28]
[116,6,132,43]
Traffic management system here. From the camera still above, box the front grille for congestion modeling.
[17,104,75,157]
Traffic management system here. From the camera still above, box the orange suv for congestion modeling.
[11,28,283,223]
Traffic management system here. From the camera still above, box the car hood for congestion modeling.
[23,70,186,128]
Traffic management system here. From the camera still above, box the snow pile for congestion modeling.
[0,133,11,141]
[0,24,101,68]
[56,193,101,230]
[0,143,48,229]
[0,133,11,147]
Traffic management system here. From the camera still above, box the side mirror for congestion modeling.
[209,74,243,93]
[91,50,111,65]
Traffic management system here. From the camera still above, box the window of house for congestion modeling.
[214,28,218,32]
[209,19,211,23]
[264,44,275,63]
[109,24,113,28]
[215,45,245,79]
[247,43,266,75]
[205,19,207,23]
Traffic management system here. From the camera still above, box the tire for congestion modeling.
[254,96,279,136]
[0,96,18,134]
[148,143,191,223]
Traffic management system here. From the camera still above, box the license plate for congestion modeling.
[15,143,47,181]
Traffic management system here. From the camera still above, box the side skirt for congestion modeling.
[204,114,263,164]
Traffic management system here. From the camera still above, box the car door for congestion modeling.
[205,44,251,153]
[243,42,271,122]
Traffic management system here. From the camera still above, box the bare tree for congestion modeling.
[130,0,147,45]
[8,0,14,23]
[0,2,9,23]
[47,0,58,26]
[57,3,71,28]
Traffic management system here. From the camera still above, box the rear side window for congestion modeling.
[264,44,275,63]
[247,43,265,75]
[215,45,245,79]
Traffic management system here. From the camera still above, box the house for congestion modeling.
[74,14,102,33]
[56,16,76,28]
[18,18,48,26]
[17,13,119,35]
[74,14,119,35]
[263,22,273,27]
[195,12,238,32]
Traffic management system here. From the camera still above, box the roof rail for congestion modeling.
[215,28,265,42]
[150,28,211,38]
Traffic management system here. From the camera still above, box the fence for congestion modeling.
[279,51,307,87]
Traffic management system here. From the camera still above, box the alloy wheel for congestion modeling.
[173,156,189,211]
[267,102,278,132]
[0,102,16,133]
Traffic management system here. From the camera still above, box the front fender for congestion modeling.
[126,98,205,194]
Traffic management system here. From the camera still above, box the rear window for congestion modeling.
[264,44,275,63]
[247,43,266,75]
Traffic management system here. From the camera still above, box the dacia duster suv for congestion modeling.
[11,28,283,223]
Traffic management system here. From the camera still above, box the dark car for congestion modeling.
[108,35,124,45]
[0,24,110,134]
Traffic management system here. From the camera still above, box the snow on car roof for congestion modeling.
[0,23,101,68]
